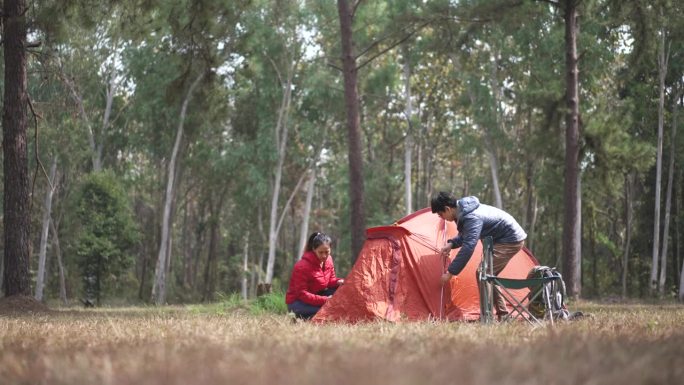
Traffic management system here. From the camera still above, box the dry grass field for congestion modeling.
[1,298,683,385]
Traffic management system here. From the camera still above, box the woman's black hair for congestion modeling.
[306,232,332,251]
[431,191,458,213]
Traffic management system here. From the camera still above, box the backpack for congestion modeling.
[526,266,569,320]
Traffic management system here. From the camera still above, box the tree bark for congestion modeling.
[338,0,366,263]
[202,199,220,302]
[242,232,249,301]
[561,0,582,298]
[678,167,684,301]
[151,71,204,305]
[49,219,68,305]
[487,52,504,209]
[2,0,31,297]
[403,42,413,216]
[622,172,634,298]
[298,169,317,259]
[651,25,668,294]
[35,156,58,301]
[265,56,294,284]
[659,86,678,294]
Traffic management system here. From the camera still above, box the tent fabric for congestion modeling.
[312,207,539,323]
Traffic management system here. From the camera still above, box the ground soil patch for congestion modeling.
[0,295,52,316]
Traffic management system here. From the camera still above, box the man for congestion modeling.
[431,192,527,320]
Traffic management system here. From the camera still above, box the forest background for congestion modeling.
[1,0,683,307]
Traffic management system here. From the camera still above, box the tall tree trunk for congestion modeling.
[2,0,31,297]
[338,0,366,263]
[49,220,68,305]
[265,58,295,284]
[242,232,249,301]
[488,52,504,209]
[622,172,634,298]
[35,156,58,301]
[466,84,503,210]
[674,171,684,302]
[403,43,413,216]
[659,86,678,294]
[674,169,680,297]
[59,68,100,171]
[202,199,220,302]
[561,0,582,298]
[151,72,203,305]
[590,208,597,296]
[524,152,539,252]
[651,25,669,294]
[298,169,317,259]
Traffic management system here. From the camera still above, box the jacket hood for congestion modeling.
[457,196,480,219]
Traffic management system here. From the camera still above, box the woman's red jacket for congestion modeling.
[285,251,341,306]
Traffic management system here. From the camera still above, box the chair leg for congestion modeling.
[478,277,494,324]
[496,283,543,326]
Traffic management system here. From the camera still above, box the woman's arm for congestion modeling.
[290,264,328,306]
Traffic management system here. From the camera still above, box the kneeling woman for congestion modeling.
[285,232,344,319]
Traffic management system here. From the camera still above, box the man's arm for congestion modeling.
[446,218,483,276]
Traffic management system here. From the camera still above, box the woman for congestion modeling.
[285,232,344,319]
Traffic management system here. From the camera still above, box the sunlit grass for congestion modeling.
[1,301,682,384]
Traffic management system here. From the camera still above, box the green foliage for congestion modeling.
[73,171,139,304]
[249,291,288,315]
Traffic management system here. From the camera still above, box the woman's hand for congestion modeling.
[337,279,345,286]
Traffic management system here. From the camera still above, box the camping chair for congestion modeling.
[478,237,563,326]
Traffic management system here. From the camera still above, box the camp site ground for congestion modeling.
[1,299,682,385]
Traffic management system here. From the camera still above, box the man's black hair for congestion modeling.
[431,191,458,213]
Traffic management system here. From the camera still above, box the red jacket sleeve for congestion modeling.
[290,263,328,306]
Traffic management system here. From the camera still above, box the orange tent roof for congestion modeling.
[313,208,539,323]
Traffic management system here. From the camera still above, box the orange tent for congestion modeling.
[313,207,539,323]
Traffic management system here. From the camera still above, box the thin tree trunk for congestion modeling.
[2,0,31,297]
[403,43,413,216]
[590,208,597,296]
[651,25,669,294]
[675,143,682,298]
[298,169,317,259]
[467,84,503,209]
[96,64,117,167]
[181,199,191,288]
[0,251,3,292]
[257,206,266,284]
[242,232,249,301]
[678,166,684,301]
[338,0,366,263]
[488,53,504,209]
[191,200,208,290]
[562,0,582,298]
[202,198,220,302]
[59,69,100,171]
[49,219,67,305]
[265,58,294,284]
[152,71,204,305]
[622,172,634,298]
[35,156,58,301]
[659,86,678,294]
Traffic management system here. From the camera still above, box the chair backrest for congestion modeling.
[526,266,567,319]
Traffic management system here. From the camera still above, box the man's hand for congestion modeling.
[441,272,453,285]
[337,279,345,286]
[440,244,452,258]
